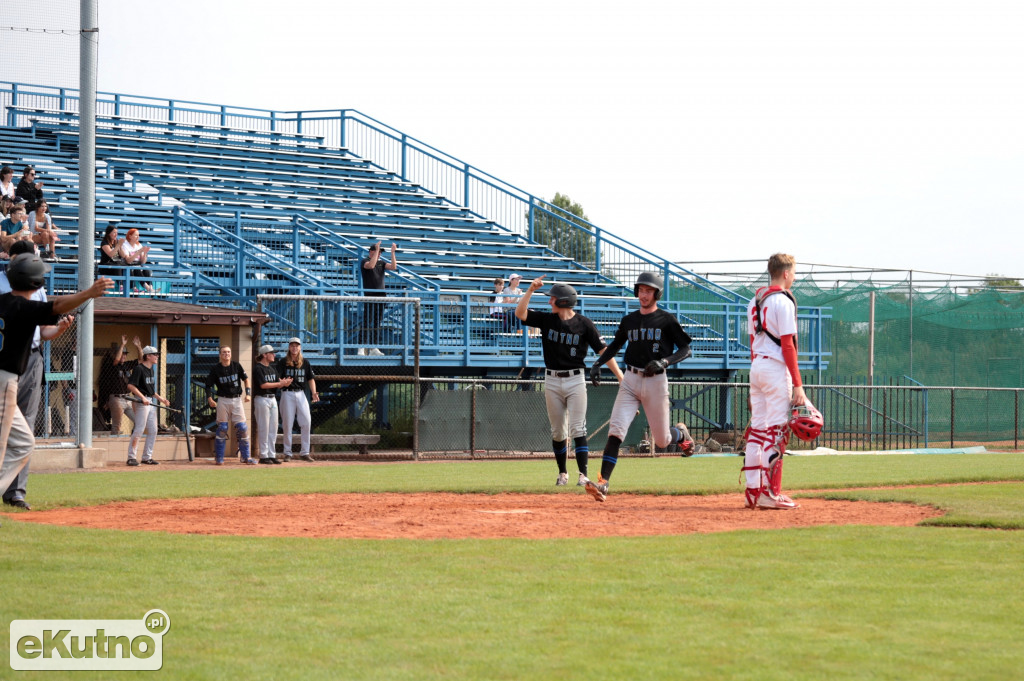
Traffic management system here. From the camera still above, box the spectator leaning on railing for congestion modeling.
[120,228,154,294]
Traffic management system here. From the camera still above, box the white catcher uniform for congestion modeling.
[744,286,800,507]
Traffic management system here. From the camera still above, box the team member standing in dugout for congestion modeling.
[252,344,292,464]
[585,272,693,502]
[126,345,172,466]
[206,346,254,465]
[515,276,623,487]
[0,255,112,510]
[278,337,319,462]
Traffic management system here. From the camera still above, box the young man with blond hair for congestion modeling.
[742,253,807,510]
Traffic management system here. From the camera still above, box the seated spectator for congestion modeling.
[488,277,509,329]
[0,166,15,201]
[27,199,58,261]
[0,194,13,219]
[15,166,44,205]
[98,224,126,278]
[120,228,154,294]
[500,273,524,331]
[1,204,34,256]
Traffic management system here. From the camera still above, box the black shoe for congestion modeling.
[270,458,282,464]
[299,455,315,462]
[127,458,140,466]
[3,498,30,510]
[141,459,160,465]
[280,456,291,463]
[259,458,274,465]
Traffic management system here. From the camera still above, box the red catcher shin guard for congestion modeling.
[767,454,784,497]
[744,486,761,509]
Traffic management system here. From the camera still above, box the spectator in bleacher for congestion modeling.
[488,277,510,330]
[1,205,34,254]
[500,273,525,332]
[27,200,58,261]
[0,166,15,201]
[15,166,44,205]
[98,224,126,279]
[358,240,397,356]
[120,228,154,294]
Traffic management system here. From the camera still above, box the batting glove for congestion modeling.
[589,364,602,387]
[643,359,669,377]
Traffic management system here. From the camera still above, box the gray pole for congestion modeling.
[77,0,98,447]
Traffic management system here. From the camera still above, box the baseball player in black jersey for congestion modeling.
[516,276,623,487]
[0,256,112,505]
[585,272,693,502]
[206,346,253,465]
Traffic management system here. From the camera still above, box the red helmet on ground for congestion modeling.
[789,403,824,442]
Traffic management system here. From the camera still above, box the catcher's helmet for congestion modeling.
[547,283,578,309]
[7,253,49,291]
[634,271,663,300]
[789,403,824,442]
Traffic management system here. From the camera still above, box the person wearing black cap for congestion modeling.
[125,344,171,466]
[0,255,112,507]
[253,344,292,464]
[277,337,319,461]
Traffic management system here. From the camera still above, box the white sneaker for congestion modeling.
[357,348,367,356]
[577,473,589,487]
[756,491,799,510]
[556,472,569,486]
[368,348,384,356]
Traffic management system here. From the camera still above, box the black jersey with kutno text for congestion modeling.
[0,294,58,375]
[205,361,248,398]
[609,308,692,368]
[128,363,156,398]
[278,358,315,391]
[252,363,281,398]
[523,309,606,370]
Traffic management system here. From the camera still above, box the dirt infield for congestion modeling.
[10,492,942,539]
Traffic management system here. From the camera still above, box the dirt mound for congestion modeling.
[9,491,941,539]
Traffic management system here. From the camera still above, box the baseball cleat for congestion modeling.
[577,473,589,487]
[126,458,140,467]
[756,491,799,510]
[300,455,315,462]
[556,472,569,486]
[141,459,160,465]
[585,478,608,502]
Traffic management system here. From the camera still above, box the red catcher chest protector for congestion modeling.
[753,286,799,348]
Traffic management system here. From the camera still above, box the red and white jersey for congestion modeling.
[747,286,798,362]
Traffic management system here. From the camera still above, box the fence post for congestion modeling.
[469,383,477,460]
[413,301,421,460]
[882,388,888,451]
[949,389,955,448]
[1015,390,1019,451]
[400,133,408,181]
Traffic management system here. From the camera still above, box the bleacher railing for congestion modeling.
[1,81,829,371]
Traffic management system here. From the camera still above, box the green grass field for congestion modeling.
[2,453,1023,680]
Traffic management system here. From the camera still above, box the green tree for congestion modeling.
[532,192,597,268]
[984,274,1023,290]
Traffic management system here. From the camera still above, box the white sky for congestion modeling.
[10,0,1024,279]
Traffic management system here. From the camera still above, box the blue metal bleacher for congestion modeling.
[0,82,830,376]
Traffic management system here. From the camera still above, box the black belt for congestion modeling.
[30,346,42,354]
[546,369,581,378]
[626,365,664,376]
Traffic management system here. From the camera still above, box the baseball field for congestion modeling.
[3,452,1024,680]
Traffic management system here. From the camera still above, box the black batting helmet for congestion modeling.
[7,253,49,291]
[547,283,578,309]
[634,271,663,300]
